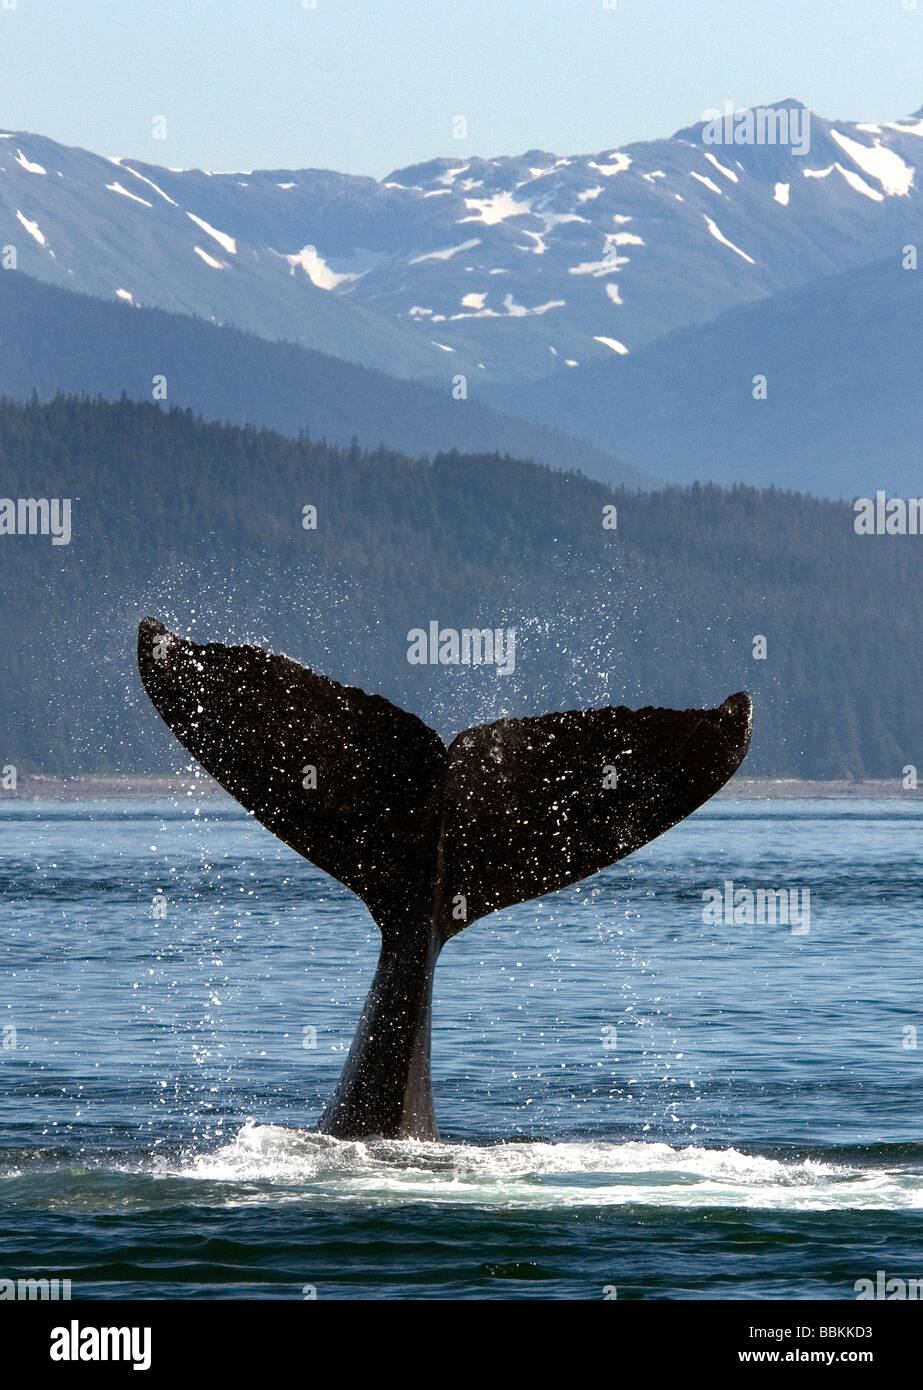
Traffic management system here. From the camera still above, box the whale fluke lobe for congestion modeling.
[440,694,752,935]
[137,617,446,938]
[138,618,752,1140]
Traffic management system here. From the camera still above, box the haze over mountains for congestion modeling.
[0,270,645,486]
[2,397,918,781]
[482,255,923,497]
[2,104,921,779]
[0,99,920,492]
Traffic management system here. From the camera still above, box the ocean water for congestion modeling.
[0,796,921,1300]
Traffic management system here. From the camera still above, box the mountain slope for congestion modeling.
[0,268,645,485]
[0,396,920,781]
[479,254,923,496]
[3,101,923,383]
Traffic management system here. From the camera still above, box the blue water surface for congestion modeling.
[0,796,921,1299]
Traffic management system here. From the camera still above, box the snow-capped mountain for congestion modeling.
[2,99,923,385]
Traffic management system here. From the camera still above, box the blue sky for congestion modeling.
[1,0,921,175]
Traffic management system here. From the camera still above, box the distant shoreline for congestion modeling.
[0,774,918,801]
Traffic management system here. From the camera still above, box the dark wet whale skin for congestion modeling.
[138,617,752,1141]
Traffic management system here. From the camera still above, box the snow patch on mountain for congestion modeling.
[691,172,723,194]
[187,213,237,254]
[593,336,629,354]
[436,164,469,187]
[283,245,356,289]
[16,210,46,246]
[519,228,548,254]
[568,230,638,278]
[115,163,178,206]
[106,181,153,207]
[703,216,755,264]
[15,150,46,175]
[704,152,739,182]
[461,191,533,225]
[830,129,914,196]
[409,239,481,264]
[503,293,565,317]
[588,152,631,177]
[194,246,228,270]
[836,165,885,201]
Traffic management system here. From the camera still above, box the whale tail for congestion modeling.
[138,618,752,1137]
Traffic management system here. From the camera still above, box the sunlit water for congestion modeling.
[1,797,921,1298]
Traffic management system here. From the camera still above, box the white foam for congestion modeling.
[774,182,790,205]
[116,288,134,303]
[169,1124,923,1213]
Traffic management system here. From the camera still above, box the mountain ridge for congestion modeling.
[3,98,923,386]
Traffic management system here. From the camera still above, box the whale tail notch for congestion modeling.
[138,618,752,940]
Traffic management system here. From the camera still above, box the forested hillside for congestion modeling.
[0,395,918,778]
[0,270,642,486]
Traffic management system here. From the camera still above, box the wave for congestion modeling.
[160,1122,923,1212]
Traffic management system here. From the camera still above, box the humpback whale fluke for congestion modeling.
[137,618,752,1141]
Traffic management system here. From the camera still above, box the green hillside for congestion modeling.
[0,395,918,779]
